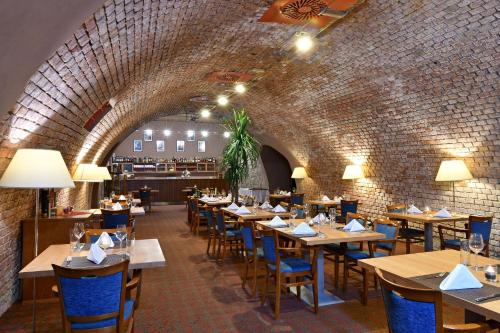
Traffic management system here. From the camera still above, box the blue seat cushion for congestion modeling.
[324,243,361,252]
[345,251,387,261]
[71,299,134,330]
[226,229,242,237]
[268,257,312,273]
[444,239,461,248]
[247,247,264,258]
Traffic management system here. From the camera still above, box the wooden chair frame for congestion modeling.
[387,203,425,254]
[215,209,242,265]
[191,200,209,236]
[241,221,265,297]
[138,189,152,212]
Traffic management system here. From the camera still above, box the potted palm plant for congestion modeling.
[222,108,261,202]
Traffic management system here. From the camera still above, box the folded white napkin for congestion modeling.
[87,243,107,264]
[96,232,115,248]
[286,191,291,196]
[322,195,331,201]
[201,195,209,200]
[434,208,452,218]
[112,202,122,210]
[118,195,126,200]
[260,201,272,209]
[272,204,287,213]
[292,222,316,236]
[407,204,423,214]
[269,216,287,227]
[312,213,326,223]
[343,219,365,232]
[227,202,239,210]
[236,206,251,214]
[439,264,483,290]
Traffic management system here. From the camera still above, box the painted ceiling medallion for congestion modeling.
[259,0,360,28]
[206,71,253,83]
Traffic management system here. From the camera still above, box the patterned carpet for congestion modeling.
[0,205,468,332]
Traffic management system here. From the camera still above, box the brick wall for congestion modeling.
[0,0,498,315]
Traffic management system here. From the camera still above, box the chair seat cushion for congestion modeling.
[444,239,461,248]
[71,299,134,330]
[268,257,312,273]
[247,247,264,258]
[345,251,387,261]
[399,228,424,238]
[324,242,361,252]
[226,229,242,237]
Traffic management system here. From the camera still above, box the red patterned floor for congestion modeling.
[0,205,468,332]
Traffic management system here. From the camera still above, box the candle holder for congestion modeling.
[484,265,497,282]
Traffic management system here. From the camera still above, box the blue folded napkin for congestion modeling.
[439,264,483,290]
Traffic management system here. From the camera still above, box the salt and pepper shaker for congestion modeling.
[485,265,497,282]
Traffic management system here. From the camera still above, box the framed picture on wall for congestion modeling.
[156,140,165,152]
[197,140,206,153]
[133,139,142,152]
[176,140,185,152]
[186,130,195,141]
[144,130,153,142]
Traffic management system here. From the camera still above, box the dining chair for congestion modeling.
[438,215,493,257]
[260,229,318,320]
[387,203,424,254]
[343,218,400,305]
[101,208,133,229]
[290,193,304,205]
[85,228,133,244]
[336,200,358,224]
[139,188,152,212]
[52,260,136,333]
[291,204,305,219]
[215,208,242,265]
[191,199,209,236]
[375,268,491,333]
[205,208,218,257]
[241,221,264,296]
[324,212,368,289]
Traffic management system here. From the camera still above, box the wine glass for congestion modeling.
[329,207,337,229]
[290,206,298,227]
[72,222,85,250]
[304,204,310,221]
[115,224,128,257]
[468,233,484,271]
[318,213,327,238]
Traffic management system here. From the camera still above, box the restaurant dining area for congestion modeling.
[0,0,498,332]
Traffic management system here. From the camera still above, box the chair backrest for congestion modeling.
[468,215,493,242]
[139,189,151,200]
[189,197,197,211]
[101,208,131,229]
[291,204,305,219]
[204,207,215,227]
[215,208,226,234]
[376,268,443,333]
[52,260,130,332]
[373,219,400,253]
[291,193,304,205]
[261,229,278,265]
[340,200,358,217]
[386,203,406,213]
[241,221,256,253]
[85,228,133,244]
[346,212,368,226]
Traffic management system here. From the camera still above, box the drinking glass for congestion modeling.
[115,224,128,256]
[72,222,85,251]
[290,207,298,227]
[318,213,327,238]
[460,240,470,266]
[469,233,484,271]
[328,207,336,220]
[69,229,78,255]
[304,204,310,221]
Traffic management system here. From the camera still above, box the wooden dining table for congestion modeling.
[256,219,385,306]
[358,250,500,321]
[384,211,469,251]
[221,207,290,221]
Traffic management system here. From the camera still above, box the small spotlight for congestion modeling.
[234,83,246,94]
[163,129,171,136]
[200,109,211,118]
[201,130,209,137]
[217,95,229,106]
[295,33,313,53]
[223,131,231,138]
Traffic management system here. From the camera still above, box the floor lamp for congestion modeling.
[291,167,307,193]
[435,159,473,211]
[0,149,74,332]
[97,166,112,200]
[342,164,364,197]
[73,163,103,207]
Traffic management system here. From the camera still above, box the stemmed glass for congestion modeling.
[317,213,327,238]
[304,204,310,221]
[115,224,128,257]
[468,233,484,271]
[72,222,85,251]
[290,206,298,228]
[328,207,337,229]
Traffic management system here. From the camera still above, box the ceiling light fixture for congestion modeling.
[223,131,231,138]
[234,83,246,94]
[163,129,171,136]
[200,109,211,118]
[201,130,209,137]
[217,95,229,106]
[295,32,314,53]
[187,130,195,137]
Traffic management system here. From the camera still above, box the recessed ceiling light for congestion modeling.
[217,95,229,106]
[163,129,171,136]
[223,131,231,138]
[295,33,314,53]
[200,109,211,118]
[201,130,209,137]
[234,83,246,94]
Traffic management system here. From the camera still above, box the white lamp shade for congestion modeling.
[342,165,364,180]
[97,167,112,181]
[435,160,473,182]
[73,163,102,182]
[0,149,75,189]
[291,167,307,179]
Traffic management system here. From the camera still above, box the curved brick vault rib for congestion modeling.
[0,0,498,315]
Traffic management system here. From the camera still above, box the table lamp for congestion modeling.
[291,167,307,192]
[342,164,364,194]
[435,160,472,209]
[0,149,74,332]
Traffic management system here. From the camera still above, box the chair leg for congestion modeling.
[296,277,301,300]
[252,258,258,297]
[361,268,368,306]
[343,258,348,292]
[406,238,411,254]
[242,258,249,290]
[212,235,218,256]
[275,274,281,320]
[206,234,212,256]
[261,269,269,306]
[220,238,227,265]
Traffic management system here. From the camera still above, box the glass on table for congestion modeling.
[289,206,298,228]
[460,240,470,266]
[115,224,128,257]
[126,232,135,257]
[72,222,85,251]
[69,229,78,255]
[469,233,484,271]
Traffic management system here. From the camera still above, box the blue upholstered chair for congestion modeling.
[101,208,132,229]
[205,208,218,257]
[85,228,132,244]
[52,260,136,332]
[241,221,264,296]
[336,200,358,224]
[139,188,151,212]
[324,212,368,289]
[376,268,491,333]
[260,229,318,319]
[215,208,242,265]
[387,203,424,254]
[191,199,210,236]
[291,193,304,205]
[344,219,400,305]
[438,215,493,257]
